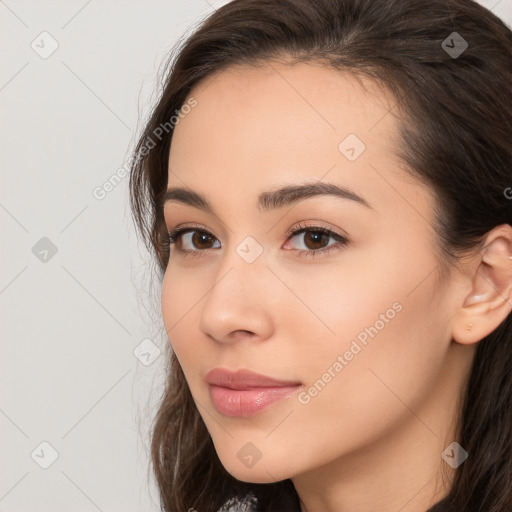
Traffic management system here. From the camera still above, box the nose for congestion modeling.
[198,247,275,345]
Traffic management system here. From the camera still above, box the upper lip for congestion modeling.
[204,368,302,390]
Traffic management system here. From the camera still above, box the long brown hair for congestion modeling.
[129,1,512,510]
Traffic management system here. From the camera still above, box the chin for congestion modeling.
[219,455,292,484]
[226,468,285,484]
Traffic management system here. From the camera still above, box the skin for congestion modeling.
[160,61,512,512]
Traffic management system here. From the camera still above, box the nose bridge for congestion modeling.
[214,233,268,293]
[198,235,273,342]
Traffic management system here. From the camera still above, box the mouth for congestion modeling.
[204,368,303,417]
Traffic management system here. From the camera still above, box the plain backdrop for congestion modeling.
[1,0,511,511]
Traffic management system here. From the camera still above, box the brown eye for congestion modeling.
[167,227,221,254]
[190,231,216,249]
[284,225,348,256]
[166,223,348,259]
[301,230,331,250]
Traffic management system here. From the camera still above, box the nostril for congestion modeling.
[233,330,255,337]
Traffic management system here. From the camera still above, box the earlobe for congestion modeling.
[452,224,512,345]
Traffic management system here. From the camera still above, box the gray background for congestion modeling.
[0,0,510,510]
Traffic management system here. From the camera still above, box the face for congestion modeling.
[161,61,464,485]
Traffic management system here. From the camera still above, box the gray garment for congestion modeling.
[216,494,259,512]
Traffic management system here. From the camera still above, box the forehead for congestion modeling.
[167,60,424,215]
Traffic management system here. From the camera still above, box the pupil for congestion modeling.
[306,231,326,249]
[194,232,211,248]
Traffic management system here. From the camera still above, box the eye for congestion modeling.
[165,221,348,259]
[166,223,220,258]
[283,221,348,258]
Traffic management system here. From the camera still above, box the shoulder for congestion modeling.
[216,493,259,512]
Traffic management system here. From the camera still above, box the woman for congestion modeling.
[129,0,512,510]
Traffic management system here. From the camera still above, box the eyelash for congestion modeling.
[165,221,348,260]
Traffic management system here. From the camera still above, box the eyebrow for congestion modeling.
[161,182,373,214]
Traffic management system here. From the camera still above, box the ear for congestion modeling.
[452,224,512,345]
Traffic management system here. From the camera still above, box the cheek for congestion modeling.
[298,240,446,399]
[160,267,203,371]
[324,299,441,423]
[253,247,448,468]
[288,304,444,474]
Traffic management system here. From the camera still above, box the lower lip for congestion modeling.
[208,384,302,417]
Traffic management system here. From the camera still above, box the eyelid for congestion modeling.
[167,220,346,239]
[166,221,349,258]
[167,223,217,247]
[283,220,347,240]
[167,221,208,234]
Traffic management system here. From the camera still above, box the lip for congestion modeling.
[204,368,303,417]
